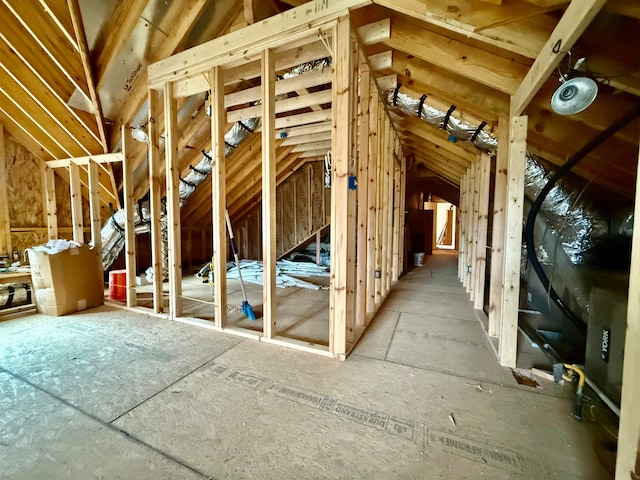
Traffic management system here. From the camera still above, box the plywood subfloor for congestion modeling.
[133,269,331,345]
[1,252,613,479]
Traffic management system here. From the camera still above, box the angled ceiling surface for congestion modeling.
[0,0,638,218]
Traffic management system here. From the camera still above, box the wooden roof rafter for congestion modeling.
[2,0,89,104]
[0,15,103,150]
[67,0,108,153]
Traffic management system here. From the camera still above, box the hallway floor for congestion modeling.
[0,252,611,479]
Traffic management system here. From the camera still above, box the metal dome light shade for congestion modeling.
[551,77,598,115]
[131,124,149,143]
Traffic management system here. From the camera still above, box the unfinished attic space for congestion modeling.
[3,0,640,478]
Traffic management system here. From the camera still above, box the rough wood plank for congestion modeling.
[473,153,490,310]
[211,66,228,328]
[262,48,277,339]
[498,115,527,368]
[147,89,163,314]
[356,63,370,326]
[424,0,561,32]
[87,159,101,259]
[385,20,528,95]
[365,88,378,314]
[227,89,332,123]
[392,158,401,282]
[384,119,394,296]
[615,144,640,480]
[164,82,182,318]
[122,125,136,308]
[357,18,390,45]
[224,69,333,110]
[464,165,475,291]
[373,99,384,307]
[458,173,467,280]
[330,16,355,358]
[368,50,392,71]
[42,163,58,240]
[488,115,509,336]
[68,162,83,243]
[469,158,480,301]
[398,151,407,275]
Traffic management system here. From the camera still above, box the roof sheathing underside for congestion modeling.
[1,0,639,223]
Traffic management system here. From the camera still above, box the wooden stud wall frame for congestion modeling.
[43,145,128,304]
[145,1,407,359]
[457,116,527,368]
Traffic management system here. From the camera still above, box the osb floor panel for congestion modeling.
[133,272,331,345]
[0,252,611,479]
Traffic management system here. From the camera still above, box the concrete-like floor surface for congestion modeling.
[0,252,611,479]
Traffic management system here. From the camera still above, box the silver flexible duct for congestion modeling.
[524,154,609,265]
[383,90,497,154]
[100,59,332,273]
[381,87,632,268]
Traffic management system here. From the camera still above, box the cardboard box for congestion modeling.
[28,244,104,316]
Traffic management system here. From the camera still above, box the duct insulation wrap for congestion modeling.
[101,207,147,271]
[382,90,497,154]
[382,87,634,270]
[177,117,261,204]
[0,283,31,310]
[524,154,611,266]
[100,58,332,273]
[522,155,633,320]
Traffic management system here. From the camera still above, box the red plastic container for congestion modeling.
[108,269,127,301]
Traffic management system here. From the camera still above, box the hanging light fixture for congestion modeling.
[131,123,149,143]
[551,77,598,115]
[550,53,598,115]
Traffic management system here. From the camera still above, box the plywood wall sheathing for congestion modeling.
[0,124,12,255]
[295,166,310,245]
